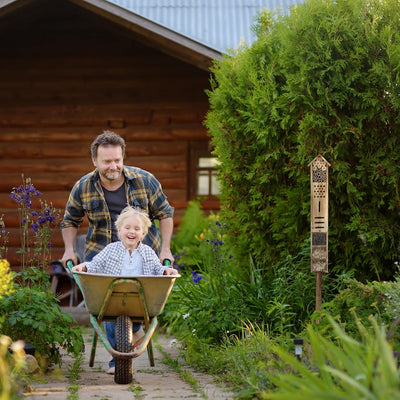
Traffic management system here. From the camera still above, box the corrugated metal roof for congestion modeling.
[105,0,303,53]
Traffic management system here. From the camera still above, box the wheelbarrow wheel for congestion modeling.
[114,315,133,384]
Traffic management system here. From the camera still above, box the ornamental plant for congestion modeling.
[0,286,84,366]
[166,211,245,343]
[205,0,400,281]
[9,176,60,287]
[0,259,14,299]
[0,177,84,368]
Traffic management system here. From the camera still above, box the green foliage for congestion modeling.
[166,212,249,342]
[66,352,83,400]
[163,204,400,399]
[218,325,290,399]
[170,323,293,399]
[164,202,350,345]
[263,316,400,399]
[315,273,400,347]
[171,200,210,254]
[205,0,400,280]
[0,285,84,366]
[0,177,83,370]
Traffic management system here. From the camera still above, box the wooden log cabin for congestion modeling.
[0,0,222,272]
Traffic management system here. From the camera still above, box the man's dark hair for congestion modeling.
[91,130,126,159]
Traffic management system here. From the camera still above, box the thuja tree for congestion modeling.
[205,0,400,281]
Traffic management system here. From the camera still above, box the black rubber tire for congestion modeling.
[114,315,133,384]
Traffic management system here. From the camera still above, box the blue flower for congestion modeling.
[191,270,202,283]
[38,216,47,225]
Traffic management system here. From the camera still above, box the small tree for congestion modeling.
[205,0,400,281]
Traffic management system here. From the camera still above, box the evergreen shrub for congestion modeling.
[205,0,400,280]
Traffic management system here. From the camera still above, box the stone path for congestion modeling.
[24,329,235,400]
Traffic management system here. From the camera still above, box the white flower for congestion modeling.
[183,313,190,319]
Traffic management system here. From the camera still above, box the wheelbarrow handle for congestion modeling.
[66,259,75,273]
[66,259,83,292]
[162,259,171,266]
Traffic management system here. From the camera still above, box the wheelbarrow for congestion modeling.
[66,260,179,384]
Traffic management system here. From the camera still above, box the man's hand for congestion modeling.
[61,249,78,267]
[159,249,174,266]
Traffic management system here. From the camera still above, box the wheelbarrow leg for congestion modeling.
[146,338,155,366]
[89,330,98,367]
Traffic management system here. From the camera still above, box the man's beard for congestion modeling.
[101,169,121,181]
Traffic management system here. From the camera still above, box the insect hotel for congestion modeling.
[309,155,331,310]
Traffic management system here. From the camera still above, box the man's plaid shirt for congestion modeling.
[61,166,174,261]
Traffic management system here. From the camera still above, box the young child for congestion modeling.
[72,205,178,374]
[71,206,177,276]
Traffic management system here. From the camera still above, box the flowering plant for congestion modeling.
[9,176,60,281]
[0,176,84,368]
[0,259,14,299]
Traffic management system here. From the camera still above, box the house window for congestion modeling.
[189,142,220,199]
[197,157,220,196]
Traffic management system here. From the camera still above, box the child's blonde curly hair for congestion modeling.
[115,206,151,235]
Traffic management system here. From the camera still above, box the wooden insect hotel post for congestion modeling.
[309,155,331,311]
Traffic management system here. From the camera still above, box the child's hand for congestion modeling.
[71,263,87,273]
[163,266,179,276]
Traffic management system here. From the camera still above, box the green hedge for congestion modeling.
[205,0,400,280]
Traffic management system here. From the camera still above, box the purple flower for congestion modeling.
[10,178,42,207]
[37,216,47,225]
[191,270,202,283]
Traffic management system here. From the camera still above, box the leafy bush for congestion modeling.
[0,285,83,366]
[205,0,400,281]
[315,274,400,348]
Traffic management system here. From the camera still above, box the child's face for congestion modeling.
[118,215,145,250]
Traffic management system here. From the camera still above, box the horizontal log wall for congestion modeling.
[0,0,215,269]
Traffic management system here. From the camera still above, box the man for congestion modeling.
[60,131,175,375]
[61,130,174,265]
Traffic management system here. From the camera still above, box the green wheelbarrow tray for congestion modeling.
[66,261,180,368]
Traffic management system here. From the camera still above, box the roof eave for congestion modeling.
[0,0,35,16]
[68,0,223,71]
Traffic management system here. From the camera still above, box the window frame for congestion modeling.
[188,141,220,201]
